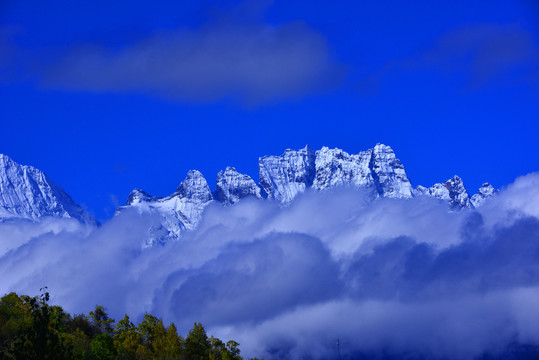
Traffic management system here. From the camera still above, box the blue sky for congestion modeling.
[1,0,538,222]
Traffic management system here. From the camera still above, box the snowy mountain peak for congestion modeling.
[216,167,263,206]
[126,188,156,206]
[370,144,414,198]
[113,144,489,246]
[312,144,413,198]
[414,175,473,210]
[258,145,316,203]
[445,175,473,209]
[0,154,95,224]
[175,170,213,203]
[471,183,497,207]
[313,147,374,191]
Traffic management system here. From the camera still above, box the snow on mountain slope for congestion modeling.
[0,145,495,247]
[471,183,497,207]
[312,147,375,192]
[0,154,95,224]
[215,167,263,206]
[259,145,316,203]
[116,170,214,246]
[115,144,487,245]
[370,144,414,198]
[260,143,413,203]
[414,175,473,210]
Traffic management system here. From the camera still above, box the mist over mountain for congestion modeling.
[1,145,538,359]
[115,144,495,246]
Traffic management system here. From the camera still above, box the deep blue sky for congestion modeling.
[1,0,538,222]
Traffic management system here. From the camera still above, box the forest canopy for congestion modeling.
[0,290,247,360]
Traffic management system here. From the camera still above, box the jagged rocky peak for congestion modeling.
[313,147,374,191]
[370,144,414,198]
[0,153,95,224]
[313,144,413,198]
[415,175,473,210]
[117,170,214,246]
[471,183,497,207]
[176,170,213,203]
[126,189,156,206]
[445,175,473,209]
[215,167,263,206]
[259,145,316,203]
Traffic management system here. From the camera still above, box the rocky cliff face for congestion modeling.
[215,167,263,206]
[115,144,500,245]
[471,183,497,207]
[312,147,375,192]
[263,144,414,202]
[370,144,414,198]
[0,144,499,247]
[0,154,95,224]
[259,145,316,203]
[117,170,214,246]
[414,175,473,210]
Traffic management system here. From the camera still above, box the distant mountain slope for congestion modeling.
[0,154,95,224]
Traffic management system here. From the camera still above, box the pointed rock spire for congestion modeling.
[415,175,473,210]
[471,183,497,207]
[216,167,263,206]
[370,144,414,198]
[176,170,213,203]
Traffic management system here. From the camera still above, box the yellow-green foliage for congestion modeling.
[0,291,250,360]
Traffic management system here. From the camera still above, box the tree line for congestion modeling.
[0,289,254,360]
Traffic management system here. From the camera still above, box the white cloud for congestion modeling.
[1,173,539,358]
[42,20,343,104]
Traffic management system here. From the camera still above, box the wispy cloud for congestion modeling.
[39,22,343,104]
[359,23,539,93]
[418,23,539,88]
[1,173,539,358]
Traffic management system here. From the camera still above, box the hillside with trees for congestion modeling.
[0,289,247,360]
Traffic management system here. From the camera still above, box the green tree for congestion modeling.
[90,333,116,360]
[65,313,94,338]
[225,340,241,360]
[17,288,61,360]
[59,328,90,360]
[89,305,114,336]
[185,323,211,360]
[153,321,183,360]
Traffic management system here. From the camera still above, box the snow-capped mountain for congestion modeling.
[0,145,500,247]
[471,183,497,208]
[216,167,263,206]
[415,175,473,210]
[259,144,414,202]
[115,170,214,246]
[0,154,95,224]
[116,143,496,246]
[414,177,497,210]
[259,145,316,203]
[312,144,414,198]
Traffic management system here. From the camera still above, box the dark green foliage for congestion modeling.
[90,333,117,360]
[185,323,210,360]
[0,291,250,360]
[90,305,115,336]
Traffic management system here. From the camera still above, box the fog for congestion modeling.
[1,173,539,359]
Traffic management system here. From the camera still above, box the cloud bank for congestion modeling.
[1,173,539,359]
[40,20,342,104]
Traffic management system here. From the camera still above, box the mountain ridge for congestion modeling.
[114,144,498,245]
[0,154,96,225]
[0,145,498,245]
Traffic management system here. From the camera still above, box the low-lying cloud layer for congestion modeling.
[1,173,539,359]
